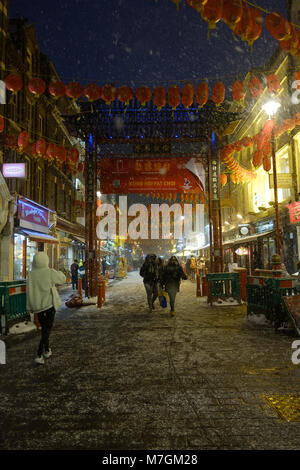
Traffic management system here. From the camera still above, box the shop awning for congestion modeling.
[222,230,276,247]
[22,229,59,244]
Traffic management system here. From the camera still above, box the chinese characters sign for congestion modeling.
[286,201,300,224]
[210,158,219,201]
[99,157,205,194]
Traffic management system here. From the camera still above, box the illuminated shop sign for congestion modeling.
[2,163,26,178]
[286,201,300,224]
[17,198,49,228]
[235,247,249,256]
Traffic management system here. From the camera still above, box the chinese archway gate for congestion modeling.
[64,98,243,297]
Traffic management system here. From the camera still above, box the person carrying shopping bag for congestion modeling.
[26,252,66,365]
[162,256,187,316]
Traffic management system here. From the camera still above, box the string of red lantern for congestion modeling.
[220,111,300,185]
[2,69,287,113]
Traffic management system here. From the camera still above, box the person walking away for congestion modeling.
[185,258,191,280]
[140,254,158,312]
[70,259,79,290]
[162,256,187,316]
[26,252,66,365]
[190,256,196,281]
[102,257,108,276]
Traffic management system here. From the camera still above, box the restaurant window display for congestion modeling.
[13,233,38,280]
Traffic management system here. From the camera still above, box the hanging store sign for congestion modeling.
[99,157,205,194]
[2,163,26,178]
[286,201,300,224]
[269,173,292,189]
[17,197,50,232]
[210,158,219,201]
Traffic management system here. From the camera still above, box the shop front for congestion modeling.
[14,196,58,279]
[56,217,85,274]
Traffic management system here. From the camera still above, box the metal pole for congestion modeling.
[208,139,214,273]
[271,128,282,258]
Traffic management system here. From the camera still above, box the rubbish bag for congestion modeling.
[159,291,168,308]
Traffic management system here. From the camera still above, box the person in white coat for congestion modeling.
[26,252,66,365]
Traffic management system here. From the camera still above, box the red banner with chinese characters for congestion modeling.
[286,201,300,224]
[99,157,205,194]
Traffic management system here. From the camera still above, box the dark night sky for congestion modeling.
[9,0,289,89]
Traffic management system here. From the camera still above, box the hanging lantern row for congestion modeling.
[185,1,300,57]
[2,130,82,175]
[220,111,300,184]
[3,70,284,112]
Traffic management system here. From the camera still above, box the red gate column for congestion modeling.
[85,133,98,297]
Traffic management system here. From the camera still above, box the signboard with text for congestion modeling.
[269,173,292,189]
[2,163,26,178]
[286,201,300,224]
[99,157,205,194]
[17,198,49,230]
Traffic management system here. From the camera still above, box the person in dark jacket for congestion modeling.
[140,254,158,312]
[70,259,79,290]
[156,257,165,290]
[162,255,187,315]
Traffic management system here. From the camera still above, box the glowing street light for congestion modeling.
[262,98,282,258]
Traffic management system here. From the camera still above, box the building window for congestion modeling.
[36,166,42,203]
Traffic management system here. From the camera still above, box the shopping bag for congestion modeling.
[51,285,62,311]
[159,291,168,308]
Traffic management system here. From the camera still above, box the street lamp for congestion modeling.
[262,98,282,258]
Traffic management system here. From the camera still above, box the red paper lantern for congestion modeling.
[220,174,227,186]
[3,134,18,149]
[187,0,207,12]
[231,80,245,102]
[46,143,57,161]
[196,83,209,108]
[294,113,300,125]
[262,119,275,137]
[153,86,166,110]
[65,81,83,100]
[233,3,251,41]
[168,85,181,110]
[265,12,292,41]
[28,78,46,97]
[5,74,23,92]
[101,84,117,105]
[55,145,67,163]
[263,156,271,172]
[84,83,102,102]
[136,86,152,106]
[246,8,263,47]
[222,0,243,30]
[230,173,238,183]
[68,147,79,164]
[212,81,225,106]
[0,116,4,133]
[201,0,223,31]
[49,81,66,98]
[279,26,300,54]
[241,136,252,147]
[181,82,194,108]
[36,139,47,157]
[248,76,263,98]
[117,86,133,105]
[17,131,30,152]
[267,74,280,95]
[29,142,38,158]
[252,149,263,167]
[262,141,272,158]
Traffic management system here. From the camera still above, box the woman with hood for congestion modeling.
[139,254,158,312]
[162,255,187,316]
[26,252,66,365]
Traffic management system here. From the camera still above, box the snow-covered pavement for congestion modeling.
[1,271,300,450]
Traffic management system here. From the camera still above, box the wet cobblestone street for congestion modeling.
[1,272,300,450]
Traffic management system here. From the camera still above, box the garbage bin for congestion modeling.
[0,281,29,334]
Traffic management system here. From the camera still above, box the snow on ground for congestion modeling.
[9,321,37,335]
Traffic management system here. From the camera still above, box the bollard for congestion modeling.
[97,283,102,308]
[202,276,208,297]
[196,275,201,297]
[78,278,82,297]
[101,281,106,303]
